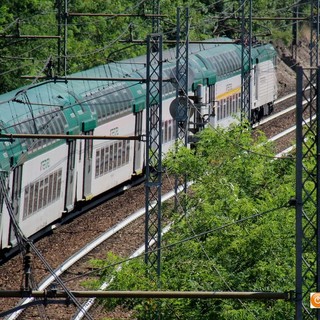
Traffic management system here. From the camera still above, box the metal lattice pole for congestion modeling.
[174,7,189,209]
[152,0,160,33]
[175,7,189,144]
[292,3,299,61]
[310,0,319,70]
[296,2,320,318]
[145,34,163,285]
[240,0,252,123]
[296,66,320,320]
[55,0,68,76]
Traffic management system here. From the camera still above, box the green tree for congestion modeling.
[89,125,296,319]
[0,0,298,93]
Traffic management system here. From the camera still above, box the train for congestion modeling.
[0,37,277,255]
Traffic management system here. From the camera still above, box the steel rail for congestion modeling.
[5,92,299,319]
[4,187,186,320]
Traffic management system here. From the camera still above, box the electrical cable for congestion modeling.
[165,151,261,317]
[63,203,292,283]
[0,172,94,319]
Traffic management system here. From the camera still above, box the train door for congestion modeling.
[133,111,143,174]
[83,130,93,199]
[64,139,76,211]
[10,164,22,243]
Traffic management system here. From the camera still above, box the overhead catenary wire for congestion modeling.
[0,0,294,312]
[62,203,292,282]
[184,206,260,319]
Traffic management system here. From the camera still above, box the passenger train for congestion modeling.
[0,38,277,255]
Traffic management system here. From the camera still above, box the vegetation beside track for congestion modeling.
[86,125,298,319]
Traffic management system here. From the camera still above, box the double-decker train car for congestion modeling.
[0,38,277,254]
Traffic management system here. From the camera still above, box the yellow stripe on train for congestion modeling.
[216,87,241,101]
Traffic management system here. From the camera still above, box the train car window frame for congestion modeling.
[109,145,113,171]
[23,168,62,219]
[95,149,100,178]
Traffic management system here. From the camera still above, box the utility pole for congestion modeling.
[55,0,68,76]
[174,7,189,207]
[144,33,163,320]
[152,0,160,33]
[145,34,163,286]
[296,1,320,319]
[292,3,299,61]
[174,7,189,146]
[240,0,252,123]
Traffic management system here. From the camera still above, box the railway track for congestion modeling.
[254,92,300,154]
[0,92,300,320]
[5,188,182,320]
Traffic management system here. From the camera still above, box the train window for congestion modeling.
[23,168,62,219]
[231,96,234,113]
[209,85,215,104]
[57,170,62,198]
[95,100,103,120]
[118,143,122,167]
[226,98,229,116]
[23,186,29,218]
[95,150,100,178]
[126,141,130,163]
[106,105,111,117]
[122,141,128,164]
[48,174,53,204]
[221,102,224,118]
[52,172,57,200]
[33,182,39,212]
[68,140,76,170]
[57,115,67,131]
[223,99,226,118]
[29,184,34,214]
[113,104,117,115]
[109,145,113,171]
[119,102,123,115]
[113,143,118,169]
[85,132,93,160]
[216,103,220,120]
[95,140,131,178]
[122,142,127,165]
[100,148,105,175]
[43,178,48,207]
[78,140,82,162]
[39,180,44,209]
[104,146,109,172]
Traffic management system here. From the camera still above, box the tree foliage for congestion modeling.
[88,125,296,319]
[0,0,305,93]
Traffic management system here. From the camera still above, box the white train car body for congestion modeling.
[0,38,278,254]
